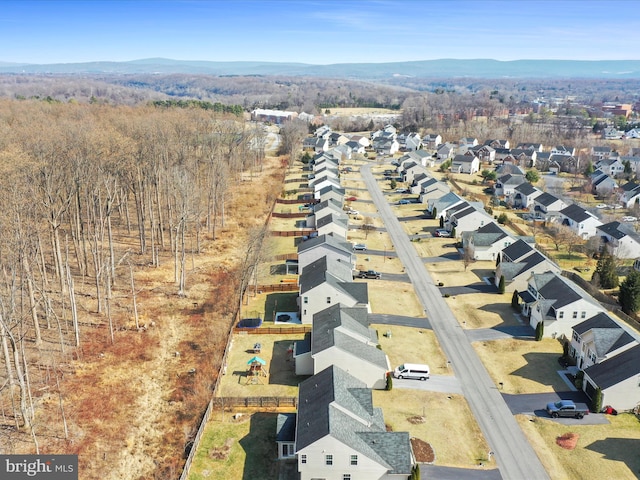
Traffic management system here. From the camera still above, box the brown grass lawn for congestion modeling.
[517,413,640,480]
[411,236,458,259]
[372,324,450,376]
[188,411,289,480]
[216,333,305,397]
[373,390,491,468]
[366,281,424,316]
[472,338,566,394]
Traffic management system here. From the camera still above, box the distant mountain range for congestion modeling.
[1,58,639,78]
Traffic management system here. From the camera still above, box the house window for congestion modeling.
[325,454,333,465]
[559,311,564,319]
[303,296,308,304]
[350,455,358,466]
[326,297,331,304]
[301,454,307,464]
[581,311,586,319]
[303,310,306,316]
[573,331,580,342]
[343,475,351,480]
[572,311,578,319]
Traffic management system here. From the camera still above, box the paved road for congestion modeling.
[362,164,550,480]
[502,392,610,425]
[368,313,431,329]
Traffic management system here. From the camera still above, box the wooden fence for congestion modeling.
[271,211,308,218]
[211,396,297,408]
[246,283,299,294]
[270,230,315,237]
[274,253,298,261]
[234,326,310,335]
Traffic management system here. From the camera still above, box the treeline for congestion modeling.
[0,99,265,448]
[149,98,244,115]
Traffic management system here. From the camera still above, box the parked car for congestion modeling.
[353,243,367,251]
[596,204,607,209]
[546,400,589,419]
[347,209,359,215]
[622,216,637,222]
[397,199,411,205]
[393,363,430,380]
[434,229,451,237]
[355,270,381,279]
[346,196,358,202]
[396,187,408,193]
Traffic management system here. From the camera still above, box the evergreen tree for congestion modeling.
[535,321,544,341]
[619,270,640,314]
[593,251,619,289]
[385,372,393,391]
[511,290,519,309]
[498,275,505,294]
[525,169,540,184]
[591,387,603,413]
[439,216,444,228]
[583,160,594,177]
[432,207,437,219]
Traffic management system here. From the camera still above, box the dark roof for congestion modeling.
[276,413,297,442]
[318,185,345,196]
[316,213,347,230]
[538,275,581,309]
[295,333,312,355]
[299,256,353,293]
[597,221,640,244]
[514,182,538,196]
[621,181,640,192]
[498,174,525,185]
[502,239,534,262]
[573,312,636,357]
[518,290,537,303]
[535,192,561,207]
[295,366,412,474]
[297,233,352,255]
[560,204,595,223]
[584,344,640,390]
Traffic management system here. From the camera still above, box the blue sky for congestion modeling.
[1,0,638,64]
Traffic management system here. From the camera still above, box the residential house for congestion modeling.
[533,152,551,171]
[516,142,544,152]
[508,182,543,209]
[624,128,640,139]
[446,202,494,237]
[403,149,433,168]
[591,145,614,161]
[409,172,431,194]
[550,154,580,174]
[522,271,606,339]
[308,137,330,153]
[495,164,525,176]
[582,344,640,411]
[472,144,496,164]
[569,312,637,370]
[295,365,415,480]
[329,132,349,147]
[312,153,339,172]
[403,132,422,151]
[619,156,640,176]
[346,141,366,155]
[297,233,355,272]
[251,108,297,124]
[349,135,370,148]
[399,161,427,184]
[493,147,512,163]
[426,192,464,219]
[619,181,640,208]
[294,304,390,389]
[316,213,348,239]
[458,137,478,154]
[484,139,510,149]
[316,185,345,204]
[591,171,619,197]
[418,181,451,205]
[314,125,332,139]
[311,175,341,193]
[595,158,625,178]
[533,192,567,215]
[496,240,560,293]
[313,166,340,181]
[461,223,530,261]
[603,127,624,140]
[332,144,352,160]
[436,143,456,161]
[597,221,640,259]
[374,137,399,155]
[495,174,526,197]
[450,154,480,174]
[298,256,369,324]
[559,204,602,239]
[423,133,442,149]
[306,199,346,229]
[551,145,576,156]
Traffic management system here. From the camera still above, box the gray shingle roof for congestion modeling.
[573,312,636,357]
[535,192,561,207]
[276,413,297,442]
[514,182,538,196]
[584,344,640,390]
[502,239,534,262]
[299,256,353,293]
[560,204,595,223]
[297,233,352,255]
[296,366,413,475]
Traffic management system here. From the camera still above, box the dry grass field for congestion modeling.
[366,280,424,316]
[472,338,566,394]
[517,413,640,480]
[373,324,450,376]
[373,389,491,468]
[216,333,305,397]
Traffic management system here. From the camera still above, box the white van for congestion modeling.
[393,363,430,380]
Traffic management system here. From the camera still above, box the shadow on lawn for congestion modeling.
[478,303,522,326]
[238,413,279,480]
[511,351,567,391]
[268,340,299,386]
[586,438,640,474]
[264,293,299,323]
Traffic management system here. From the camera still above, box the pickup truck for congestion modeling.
[355,270,382,279]
[546,400,589,419]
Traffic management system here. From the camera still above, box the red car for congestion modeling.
[346,196,358,201]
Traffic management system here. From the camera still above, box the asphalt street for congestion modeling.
[362,164,550,480]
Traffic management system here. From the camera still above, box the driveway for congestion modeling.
[440,283,496,295]
[393,375,463,395]
[464,325,534,342]
[368,313,431,329]
[421,465,502,480]
[501,392,610,425]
